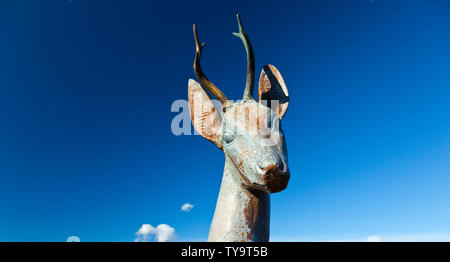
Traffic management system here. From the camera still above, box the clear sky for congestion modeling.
[0,0,449,242]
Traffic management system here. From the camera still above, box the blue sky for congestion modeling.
[0,0,449,242]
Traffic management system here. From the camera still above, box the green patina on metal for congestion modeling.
[188,14,291,242]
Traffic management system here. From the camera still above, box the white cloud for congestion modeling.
[135,224,176,242]
[137,224,155,235]
[66,236,81,242]
[181,203,194,212]
[135,224,155,242]
[367,235,381,242]
[154,224,176,242]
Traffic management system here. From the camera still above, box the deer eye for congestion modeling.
[222,132,236,144]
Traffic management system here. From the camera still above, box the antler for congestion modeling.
[232,14,255,100]
[193,24,230,107]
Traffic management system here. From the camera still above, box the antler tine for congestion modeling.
[232,14,255,100]
[193,24,229,107]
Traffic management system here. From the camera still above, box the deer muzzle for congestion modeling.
[256,156,290,193]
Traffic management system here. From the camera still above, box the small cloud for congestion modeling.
[154,224,176,242]
[136,224,156,235]
[181,203,194,212]
[66,236,81,242]
[367,235,381,242]
[135,224,176,242]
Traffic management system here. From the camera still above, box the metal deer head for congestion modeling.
[188,14,290,241]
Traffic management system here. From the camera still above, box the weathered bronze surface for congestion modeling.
[188,14,290,242]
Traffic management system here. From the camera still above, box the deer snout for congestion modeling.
[257,152,285,173]
[257,157,290,193]
[258,160,284,174]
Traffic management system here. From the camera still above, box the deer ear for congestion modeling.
[258,64,289,119]
[188,79,223,150]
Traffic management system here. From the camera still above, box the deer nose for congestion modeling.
[257,158,290,193]
[257,155,284,173]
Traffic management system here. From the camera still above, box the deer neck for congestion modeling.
[207,156,270,242]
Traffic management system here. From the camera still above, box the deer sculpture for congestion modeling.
[188,14,290,242]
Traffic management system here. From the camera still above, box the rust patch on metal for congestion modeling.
[241,189,260,241]
[263,164,289,193]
